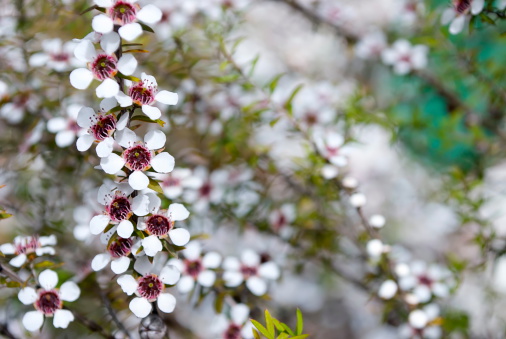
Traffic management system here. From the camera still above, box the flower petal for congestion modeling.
[246,276,268,296]
[115,127,138,148]
[59,281,81,302]
[53,309,75,329]
[168,228,190,246]
[197,270,216,287]
[129,170,150,190]
[202,251,221,269]
[117,220,134,238]
[56,130,76,148]
[168,203,189,221]
[258,262,280,280]
[111,256,131,274]
[119,23,143,42]
[159,265,180,285]
[142,236,163,257]
[117,54,138,76]
[76,134,94,152]
[77,106,95,128]
[155,90,178,105]
[231,303,250,325]
[47,117,67,133]
[91,253,111,271]
[74,39,97,62]
[130,297,152,318]
[100,32,120,55]
[151,152,175,174]
[90,214,110,235]
[144,130,166,150]
[70,68,94,90]
[223,271,243,287]
[22,311,44,331]
[117,274,138,295]
[116,112,129,130]
[96,137,115,158]
[100,153,125,174]
[132,194,150,216]
[241,249,260,267]
[115,91,133,107]
[136,4,162,24]
[92,14,114,34]
[39,269,59,290]
[177,276,195,293]
[157,293,176,313]
[133,255,153,275]
[18,287,38,305]
[96,78,120,98]
[141,105,161,120]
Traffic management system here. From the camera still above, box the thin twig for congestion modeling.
[65,306,115,339]
[0,263,25,284]
[98,284,132,339]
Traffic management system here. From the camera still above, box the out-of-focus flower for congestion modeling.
[167,241,222,293]
[117,255,180,318]
[183,166,228,214]
[355,31,387,60]
[381,40,428,75]
[155,168,202,199]
[29,38,82,72]
[268,204,296,238]
[211,303,255,339]
[18,269,80,331]
[92,0,162,41]
[441,0,484,35]
[0,235,56,267]
[313,129,349,167]
[47,103,85,148]
[399,304,442,338]
[378,279,398,299]
[223,249,280,296]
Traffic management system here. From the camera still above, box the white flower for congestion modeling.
[355,31,387,60]
[92,1,162,41]
[399,304,442,338]
[70,32,137,102]
[441,0,485,35]
[223,249,280,296]
[313,129,348,167]
[100,128,175,190]
[29,38,83,72]
[137,203,191,257]
[18,269,80,331]
[117,255,180,318]
[89,181,160,237]
[183,166,228,214]
[47,103,86,148]
[155,167,202,199]
[210,303,255,339]
[167,241,221,293]
[378,279,398,299]
[75,98,129,157]
[127,72,178,120]
[268,204,296,239]
[381,39,428,75]
[0,235,56,267]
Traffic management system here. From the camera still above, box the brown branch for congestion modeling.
[98,285,132,339]
[65,306,115,339]
[0,263,25,284]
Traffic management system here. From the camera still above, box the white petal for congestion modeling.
[117,220,134,238]
[155,90,178,105]
[59,281,80,302]
[96,137,114,157]
[142,236,163,257]
[74,40,96,62]
[47,117,67,133]
[182,242,201,260]
[471,0,484,14]
[231,303,250,325]
[441,8,456,25]
[159,265,180,285]
[53,309,75,329]
[132,194,150,216]
[157,293,176,313]
[223,271,244,287]
[144,130,166,150]
[38,269,58,290]
[117,54,137,76]
[378,280,398,299]
[168,228,190,246]
[168,203,189,221]
[92,14,114,34]
[414,285,432,303]
[129,170,150,190]
[76,134,94,152]
[96,78,120,98]
[197,270,216,287]
[0,243,16,255]
[77,107,95,128]
[115,91,133,107]
[115,127,138,148]
[258,262,280,280]
[18,287,38,305]
[246,276,268,296]
[22,311,44,331]
[136,4,162,24]
[70,68,93,90]
[91,253,111,271]
[409,310,428,329]
[111,257,131,274]
[449,16,466,35]
[100,97,118,112]
[9,254,27,267]
[117,113,129,130]
[117,274,138,295]
[202,251,221,269]
[141,105,161,120]
[146,193,161,213]
[100,32,120,55]
[90,214,111,235]
[56,130,76,148]
[100,153,126,174]
[241,249,260,267]
[177,276,195,293]
[119,23,143,42]
[133,255,153,275]
[94,0,113,7]
[151,152,175,173]
[223,257,240,271]
[130,297,152,318]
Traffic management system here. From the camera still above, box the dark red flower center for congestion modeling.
[184,259,203,279]
[91,114,117,141]
[50,52,70,62]
[35,290,62,315]
[109,1,138,25]
[91,54,118,81]
[123,145,152,171]
[107,237,133,258]
[137,274,163,301]
[199,182,212,198]
[240,265,258,278]
[145,214,173,237]
[454,0,471,14]
[223,324,242,339]
[128,83,155,106]
[15,236,41,255]
[107,196,132,222]
[418,275,433,287]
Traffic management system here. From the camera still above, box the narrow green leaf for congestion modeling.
[248,54,260,77]
[268,73,284,94]
[253,329,261,339]
[6,281,21,288]
[265,310,275,337]
[214,292,225,313]
[139,22,155,33]
[251,319,272,339]
[284,84,304,116]
[290,335,309,339]
[123,49,150,54]
[117,74,141,82]
[280,323,294,336]
[148,179,164,194]
[296,309,303,335]
[271,318,285,332]
[277,334,290,339]
[80,5,99,15]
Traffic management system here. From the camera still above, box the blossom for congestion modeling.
[76,98,129,157]
[29,38,82,72]
[211,303,255,339]
[92,0,163,41]
[117,255,180,318]
[167,241,221,293]
[18,269,80,331]
[47,103,86,148]
[441,0,484,35]
[89,181,160,237]
[223,249,280,296]
[100,128,175,190]
[0,235,56,267]
[355,31,387,60]
[268,204,296,238]
[398,304,442,339]
[91,236,135,274]
[381,39,428,75]
[378,279,398,299]
[155,167,202,199]
[313,129,348,167]
[183,166,228,214]
[137,203,191,257]
[70,32,137,102]
[127,72,179,120]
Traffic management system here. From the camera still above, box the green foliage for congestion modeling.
[251,309,309,339]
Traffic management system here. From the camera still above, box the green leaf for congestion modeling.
[284,84,304,116]
[139,22,155,33]
[268,73,284,94]
[277,334,290,339]
[6,281,21,288]
[251,319,273,339]
[253,330,262,339]
[130,114,166,127]
[271,318,285,332]
[80,5,99,15]
[117,74,141,82]
[214,292,225,313]
[148,179,164,194]
[290,335,309,339]
[0,210,12,219]
[265,310,275,337]
[296,309,303,335]
[34,261,61,269]
[248,54,260,77]
[123,49,149,54]
[280,323,294,336]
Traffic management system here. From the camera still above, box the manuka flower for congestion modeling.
[211,303,255,339]
[0,235,56,267]
[441,0,484,34]
[91,236,136,274]
[29,38,82,72]
[47,103,86,148]
[18,269,80,331]
[381,39,428,75]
